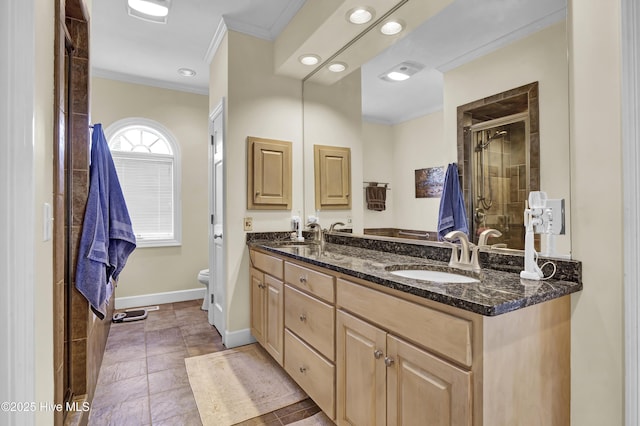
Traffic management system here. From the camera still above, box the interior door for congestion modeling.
[208,101,225,338]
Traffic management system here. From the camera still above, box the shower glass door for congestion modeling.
[470,114,529,249]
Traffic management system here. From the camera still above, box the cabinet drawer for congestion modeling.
[284,329,335,419]
[251,250,283,280]
[337,279,473,368]
[285,285,335,361]
[285,262,334,303]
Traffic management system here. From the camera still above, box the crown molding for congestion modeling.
[203,18,228,65]
[203,0,306,65]
[437,7,566,73]
[92,68,208,95]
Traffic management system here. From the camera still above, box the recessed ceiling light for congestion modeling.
[178,68,196,77]
[127,0,171,23]
[380,20,404,35]
[299,54,321,66]
[328,62,347,73]
[347,7,375,25]
[379,61,425,82]
[386,71,411,81]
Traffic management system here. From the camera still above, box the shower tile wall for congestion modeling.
[54,1,112,424]
[482,123,527,249]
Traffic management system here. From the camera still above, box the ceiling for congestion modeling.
[91,0,307,94]
[91,0,566,123]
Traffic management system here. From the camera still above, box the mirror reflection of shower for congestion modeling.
[471,115,529,249]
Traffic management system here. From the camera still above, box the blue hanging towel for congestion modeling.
[75,123,136,319]
[437,163,469,241]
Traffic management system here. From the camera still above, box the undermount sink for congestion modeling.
[389,269,480,284]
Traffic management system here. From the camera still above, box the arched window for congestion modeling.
[106,118,181,247]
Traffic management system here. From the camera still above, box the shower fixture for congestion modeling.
[475,129,508,210]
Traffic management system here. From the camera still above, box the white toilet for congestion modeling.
[198,269,209,310]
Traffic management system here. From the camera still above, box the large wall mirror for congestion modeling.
[302,0,571,258]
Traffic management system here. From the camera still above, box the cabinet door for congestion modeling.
[336,310,386,426]
[264,274,284,366]
[250,267,265,345]
[247,137,292,209]
[386,335,472,426]
[314,145,351,209]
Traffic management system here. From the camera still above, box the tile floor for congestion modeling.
[89,300,322,426]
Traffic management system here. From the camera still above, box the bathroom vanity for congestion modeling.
[248,235,581,425]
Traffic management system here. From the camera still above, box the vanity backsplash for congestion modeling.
[246,230,582,285]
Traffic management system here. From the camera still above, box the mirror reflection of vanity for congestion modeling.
[302,0,571,257]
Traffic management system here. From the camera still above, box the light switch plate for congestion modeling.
[244,217,253,231]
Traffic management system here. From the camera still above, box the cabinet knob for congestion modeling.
[299,276,307,284]
[299,366,307,373]
[384,357,395,367]
[299,314,307,322]
[374,349,383,359]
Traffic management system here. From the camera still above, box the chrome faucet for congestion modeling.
[329,221,345,232]
[444,230,477,272]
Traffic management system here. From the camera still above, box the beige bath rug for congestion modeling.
[185,343,306,426]
[289,411,335,426]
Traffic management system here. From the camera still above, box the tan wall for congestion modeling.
[303,72,364,231]
[569,0,624,424]
[362,121,394,228]
[392,111,445,231]
[223,31,303,332]
[91,78,209,298]
[444,21,571,255]
[34,0,55,422]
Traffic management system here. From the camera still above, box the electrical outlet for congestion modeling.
[244,217,253,231]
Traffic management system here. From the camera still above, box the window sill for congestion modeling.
[136,240,182,248]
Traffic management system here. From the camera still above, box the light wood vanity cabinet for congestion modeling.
[249,248,571,426]
[283,260,336,419]
[336,283,472,426]
[249,252,284,366]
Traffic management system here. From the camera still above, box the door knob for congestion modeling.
[384,357,395,367]
[374,349,383,359]
[299,366,307,373]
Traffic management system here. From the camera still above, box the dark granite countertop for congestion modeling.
[248,239,583,317]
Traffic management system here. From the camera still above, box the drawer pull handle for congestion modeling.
[374,349,383,359]
[299,366,307,373]
[299,314,307,322]
[299,276,307,284]
[384,357,395,367]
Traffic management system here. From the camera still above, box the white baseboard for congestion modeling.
[115,288,205,310]
[224,328,256,348]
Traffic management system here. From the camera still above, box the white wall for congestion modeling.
[91,78,209,298]
[34,0,55,422]
[569,0,624,424]
[444,21,571,255]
